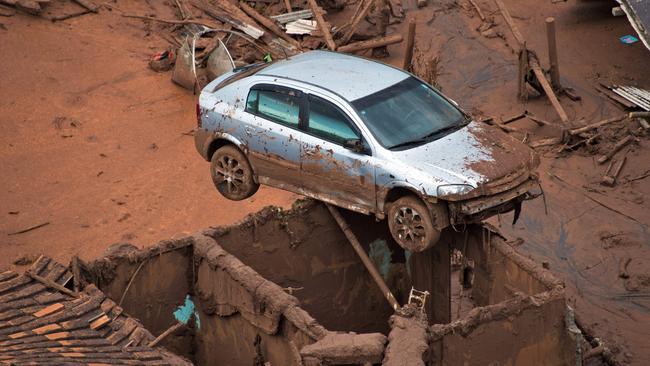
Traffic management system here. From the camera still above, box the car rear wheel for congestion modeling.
[210,145,259,201]
[387,196,440,252]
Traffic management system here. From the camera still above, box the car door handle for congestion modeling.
[304,149,316,156]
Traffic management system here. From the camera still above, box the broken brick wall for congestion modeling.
[202,200,411,334]
[88,238,195,359]
[428,227,575,366]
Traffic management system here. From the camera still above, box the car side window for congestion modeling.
[307,95,360,145]
[246,87,300,127]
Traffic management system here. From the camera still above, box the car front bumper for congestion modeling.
[447,179,540,224]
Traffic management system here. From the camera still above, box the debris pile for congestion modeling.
[119,0,410,90]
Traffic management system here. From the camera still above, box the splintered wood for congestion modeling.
[307,0,337,50]
[0,256,190,365]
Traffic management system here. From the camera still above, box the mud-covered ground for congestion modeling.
[1,0,649,364]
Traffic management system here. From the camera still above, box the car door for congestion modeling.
[243,84,304,192]
[300,94,376,213]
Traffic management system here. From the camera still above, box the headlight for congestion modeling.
[436,184,475,197]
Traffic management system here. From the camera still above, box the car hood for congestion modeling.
[391,121,536,188]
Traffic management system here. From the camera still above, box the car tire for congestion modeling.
[210,145,259,201]
[387,196,441,252]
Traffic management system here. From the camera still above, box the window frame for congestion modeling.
[304,93,365,148]
[245,83,305,129]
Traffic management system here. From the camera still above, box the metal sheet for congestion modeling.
[206,39,235,82]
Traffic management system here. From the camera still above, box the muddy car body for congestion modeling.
[195,51,540,251]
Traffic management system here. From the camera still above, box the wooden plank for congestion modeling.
[32,323,62,335]
[106,318,139,345]
[0,271,19,283]
[0,275,32,295]
[33,303,64,318]
[530,59,569,123]
[0,283,46,304]
[239,1,301,48]
[307,0,336,50]
[90,315,111,330]
[29,255,50,276]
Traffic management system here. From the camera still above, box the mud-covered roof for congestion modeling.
[257,51,409,101]
[0,256,190,365]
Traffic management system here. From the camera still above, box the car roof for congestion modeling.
[256,51,409,101]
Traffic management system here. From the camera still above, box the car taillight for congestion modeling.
[196,103,202,128]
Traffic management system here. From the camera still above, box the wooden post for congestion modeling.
[307,0,337,51]
[517,43,529,101]
[326,204,401,311]
[402,18,416,71]
[337,34,403,53]
[545,17,561,90]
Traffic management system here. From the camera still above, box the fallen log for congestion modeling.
[568,115,626,136]
[337,33,403,53]
[597,135,633,164]
[239,1,301,48]
[307,0,336,50]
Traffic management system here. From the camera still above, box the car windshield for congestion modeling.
[352,77,469,150]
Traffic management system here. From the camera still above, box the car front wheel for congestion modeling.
[387,196,441,252]
[210,145,259,201]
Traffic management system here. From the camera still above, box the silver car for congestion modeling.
[194,51,540,252]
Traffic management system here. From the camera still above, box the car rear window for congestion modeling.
[246,88,300,127]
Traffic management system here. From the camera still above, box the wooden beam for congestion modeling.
[494,0,525,48]
[337,33,403,53]
[326,204,400,311]
[307,0,337,50]
[25,271,77,297]
[529,59,569,123]
[569,115,626,136]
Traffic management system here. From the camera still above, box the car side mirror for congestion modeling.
[344,139,366,154]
